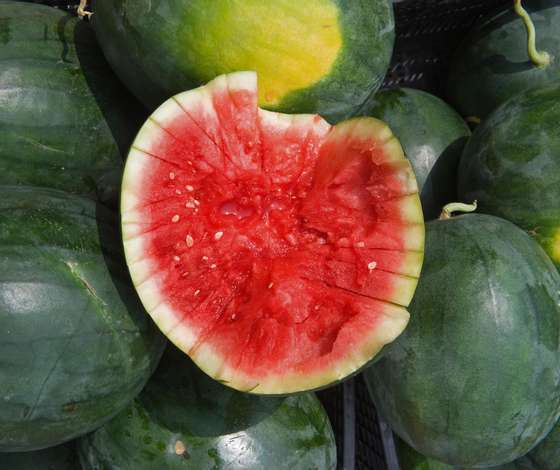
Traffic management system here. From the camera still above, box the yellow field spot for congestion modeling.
[551,228,560,263]
[181,0,342,106]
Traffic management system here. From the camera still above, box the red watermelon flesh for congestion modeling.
[121,72,424,394]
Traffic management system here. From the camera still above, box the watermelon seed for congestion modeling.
[186,185,194,192]
[210,264,217,269]
[176,189,182,195]
[187,161,193,166]
[169,172,175,180]
[194,289,200,296]
[368,261,377,270]
[356,241,365,248]
[185,201,195,209]
[231,313,237,320]
[202,256,209,261]
[172,215,180,223]
[214,231,224,240]
[194,199,201,206]
[186,235,194,247]
[268,282,274,289]
[314,304,320,310]
[173,256,180,262]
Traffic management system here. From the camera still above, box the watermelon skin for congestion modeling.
[0,187,165,452]
[90,0,394,122]
[364,213,560,467]
[458,82,560,270]
[0,1,145,204]
[395,436,526,470]
[447,0,560,119]
[77,346,337,470]
[361,88,470,220]
[2,442,79,469]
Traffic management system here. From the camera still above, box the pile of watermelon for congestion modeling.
[1,0,560,468]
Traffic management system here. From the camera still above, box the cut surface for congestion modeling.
[122,72,424,394]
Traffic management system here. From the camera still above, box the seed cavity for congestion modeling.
[214,231,224,240]
[368,261,377,270]
[186,235,194,247]
[172,214,180,223]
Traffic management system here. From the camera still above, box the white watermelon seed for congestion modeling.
[185,201,195,208]
[210,264,217,269]
[231,313,237,320]
[268,282,274,289]
[173,256,180,262]
[194,289,200,296]
[356,241,365,248]
[202,256,208,261]
[171,214,180,223]
[368,261,377,270]
[214,231,224,240]
[185,185,194,192]
[175,189,182,195]
[186,235,194,247]
[194,199,200,206]
[169,172,175,180]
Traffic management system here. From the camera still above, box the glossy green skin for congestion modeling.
[0,1,145,204]
[458,82,560,270]
[522,418,560,470]
[91,0,394,123]
[78,346,337,469]
[395,437,526,470]
[447,0,560,119]
[2,442,79,469]
[0,187,166,451]
[361,88,470,220]
[365,214,560,467]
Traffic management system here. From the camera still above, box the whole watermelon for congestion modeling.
[447,0,560,119]
[362,88,470,220]
[1,442,79,469]
[90,0,394,122]
[0,1,145,204]
[0,187,165,451]
[365,212,560,467]
[77,346,337,469]
[458,82,560,270]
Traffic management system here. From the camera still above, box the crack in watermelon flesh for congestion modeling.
[122,72,424,394]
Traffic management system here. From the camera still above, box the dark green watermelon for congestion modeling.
[0,1,145,204]
[77,346,337,469]
[395,436,528,470]
[91,0,394,122]
[458,82,560,271]
[361,88,470,220]
[447,0,560,119]
[364,212,560,467]
[0,186,165,451]
[1,442,79,469]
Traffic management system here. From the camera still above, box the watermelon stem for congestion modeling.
[439,201,477,220]
[513,0,551,67]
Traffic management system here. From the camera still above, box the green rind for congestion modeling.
[458,82,560,270]
[90,0,394,122]
[522,418,560,470]
[447,0,560,119]
[361,88,470,220]
[2,442,79,469]
[77,346,337,469]
[0,186,165,451]
[395,436,525,470]
[365,214,560,467]
[0,1,146,204]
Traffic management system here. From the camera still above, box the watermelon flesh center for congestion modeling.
[122,72,424,394]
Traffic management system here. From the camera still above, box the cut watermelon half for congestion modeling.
[121,72,424,394]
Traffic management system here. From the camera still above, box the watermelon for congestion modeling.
[361,88,470,220]
[77,345,337,469]
[458,82,560,271]
[447,0,560,119]
[364,210,560,467]
[2,442,79,469]
[120,71,424,395]
[0,187,165,451]
[91,0,394,122]
[395,436,524,470]
[0,1,145,204]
